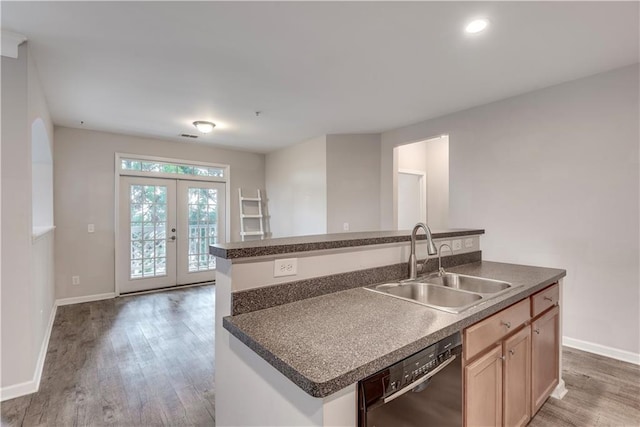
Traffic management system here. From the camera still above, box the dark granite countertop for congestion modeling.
[210,228,484,259]
[223,261,566,398]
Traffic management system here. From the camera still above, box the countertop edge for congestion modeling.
[223,265,566,398]
[211,229,485,260]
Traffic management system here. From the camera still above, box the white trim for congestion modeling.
[550,379,568,400]
[55,292,116,306]
[0,304,57,402]
[32,225,55,242]
[1,31,27,59]
[563,336,640,365]
[33,305,57,392]
[397,168,428,226]
[115,152,229,183]
[0,379,37,402]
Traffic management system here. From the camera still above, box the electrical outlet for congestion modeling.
[274,258,297,277]
[343,222,350,231]
[72,276,80,285]
[464,238,473,248]
[88,224,95,233]
[452,239,462,251]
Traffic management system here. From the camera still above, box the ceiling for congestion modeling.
[3,2,638,153]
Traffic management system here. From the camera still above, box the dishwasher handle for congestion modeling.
[383,354,457,404]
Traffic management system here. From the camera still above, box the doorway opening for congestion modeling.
[115,154,229,295]
[394,135,449,230]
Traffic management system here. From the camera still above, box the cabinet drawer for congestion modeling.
[531,283,559,318]
[464,298,530,362]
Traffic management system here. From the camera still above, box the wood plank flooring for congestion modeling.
[2,284,639,426]
[1,285,215,427]
[529,347,640,427]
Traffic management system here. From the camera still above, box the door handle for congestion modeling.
[168,236,176,242]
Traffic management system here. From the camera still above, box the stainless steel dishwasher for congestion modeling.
[358,332,462,427]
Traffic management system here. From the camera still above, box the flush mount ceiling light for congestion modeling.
[193,121,216,134]
[465,18,489,34]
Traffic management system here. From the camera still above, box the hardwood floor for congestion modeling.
[1,285,215,427]
[529,347,640,427]
[2,286,639,426]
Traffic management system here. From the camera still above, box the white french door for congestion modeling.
[118,176,225,294]
[176,180,226,285]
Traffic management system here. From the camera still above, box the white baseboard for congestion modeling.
[563,336,640,365]
[0,304,57,402]
[551,379,568,400]
[33,304,57,388]
[0,379,38,402]
[55,292,116,306]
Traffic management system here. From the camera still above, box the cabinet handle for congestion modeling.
[534,328,540,334]
[501,321,511,329]
[499,355,506,361]
[544,296,553,302]
[509,349,515,356]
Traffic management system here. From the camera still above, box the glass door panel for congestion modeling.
[118,177,177,293]
[177,181,226,285]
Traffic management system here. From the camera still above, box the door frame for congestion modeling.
[114,153,231,296]
[397,168,427,227]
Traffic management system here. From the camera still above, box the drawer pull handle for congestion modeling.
[502,321,512,329]
[509,349,515,356]
[544,296,553,302]
[499,355,506,361]
[534,328,540,334]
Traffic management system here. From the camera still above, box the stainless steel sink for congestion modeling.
[422,273,513,294]
[365,273,519,314]
[366,282,483,314]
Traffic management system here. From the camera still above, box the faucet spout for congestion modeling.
[408,222,438,280]
[438,243,453,276]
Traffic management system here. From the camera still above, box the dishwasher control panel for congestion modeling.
[359,331,462,408]
[385,332,461,397]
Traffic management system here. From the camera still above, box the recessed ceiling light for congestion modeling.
[193,121,216,134]
[465,18,489,34]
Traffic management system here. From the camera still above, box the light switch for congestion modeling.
[88,224,95,233]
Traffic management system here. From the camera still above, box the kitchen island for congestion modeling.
[211,230,567,426]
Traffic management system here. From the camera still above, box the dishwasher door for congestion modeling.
[364,355,462,427]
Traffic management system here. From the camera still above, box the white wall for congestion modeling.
[396,135,449,230]
[1,42,56,397]
[32,119,54,229]
[266,135,327,237]
[53,127,265,299]
[381,64,640,356]
[326,134,380,233]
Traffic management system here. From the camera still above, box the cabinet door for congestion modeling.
[465,344,503,427]
[503,327,531,427]
[531,306,560,414]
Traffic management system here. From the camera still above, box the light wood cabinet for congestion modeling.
[503,327,531,427]
[531,305,560,414]
[465,344,503,427]
[463,282,560,427]
[464,298,530,362]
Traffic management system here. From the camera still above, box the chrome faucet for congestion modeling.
[408,223,438,279]
[438,243,453,276]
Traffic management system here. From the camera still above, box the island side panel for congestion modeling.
[551,278,568,399]
[215,258,326,427]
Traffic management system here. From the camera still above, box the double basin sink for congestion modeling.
[365,273,520,314]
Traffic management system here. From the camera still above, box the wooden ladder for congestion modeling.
[238,188,265,241]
